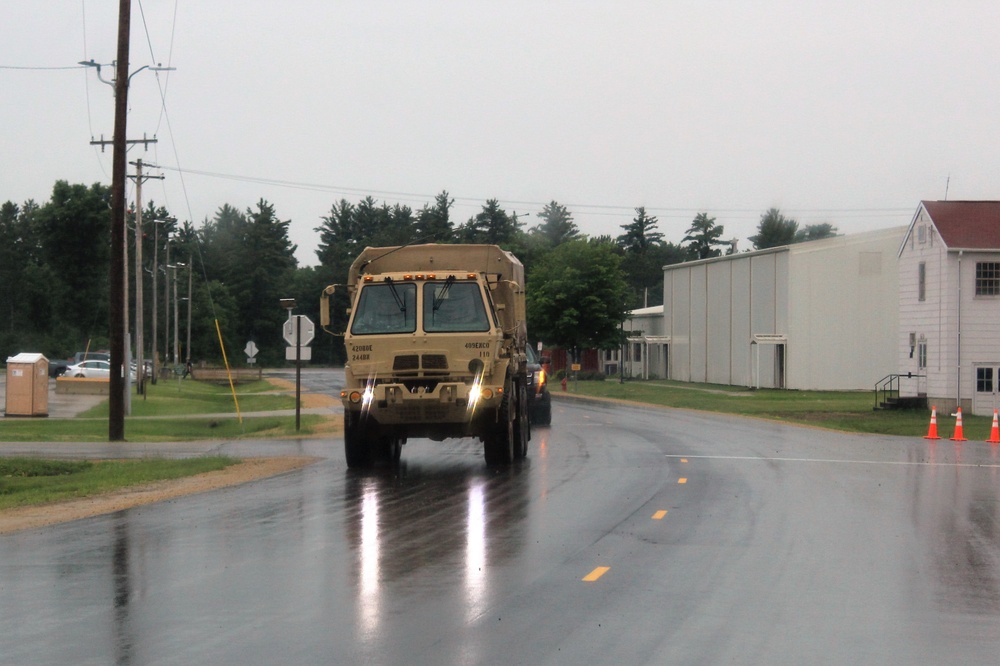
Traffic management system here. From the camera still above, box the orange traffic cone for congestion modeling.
[923,406,941,440]
[987,409,1000,444]
[950,407,968,442]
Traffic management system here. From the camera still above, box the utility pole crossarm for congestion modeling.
[91,134,158,153]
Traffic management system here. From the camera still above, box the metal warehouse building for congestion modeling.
[659,226,907,390]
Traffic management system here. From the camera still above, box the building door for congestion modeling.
[974,365,1000,416]
[775,344,786,389]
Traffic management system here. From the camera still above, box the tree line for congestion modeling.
[0,180,836,366]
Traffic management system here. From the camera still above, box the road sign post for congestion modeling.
[282,315,315,431]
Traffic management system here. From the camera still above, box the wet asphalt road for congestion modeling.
[2,374,1000,664]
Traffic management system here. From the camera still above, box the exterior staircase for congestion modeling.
[874,373,927,410]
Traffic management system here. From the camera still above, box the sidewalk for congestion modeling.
[1,376,342,420]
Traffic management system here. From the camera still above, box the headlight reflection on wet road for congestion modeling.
[465,481,486,621]
[358,478,380,638]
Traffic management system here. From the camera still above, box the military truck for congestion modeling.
[320,244,530,468]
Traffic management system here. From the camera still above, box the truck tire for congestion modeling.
[344,412,373,469]
[484,380,515,466]
[533,402,551,426]
[376,435,402,465]
[514,379,529,459]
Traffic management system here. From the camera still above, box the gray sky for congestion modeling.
[4,1,999,266]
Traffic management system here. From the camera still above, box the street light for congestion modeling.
[150,217,175,382]
[78,60,176,93]
[173,262,185,366]
[186,261,193,364]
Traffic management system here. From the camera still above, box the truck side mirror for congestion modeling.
[320,284,345,336]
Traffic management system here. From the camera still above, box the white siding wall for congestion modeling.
[730,259,753,386]
[898,209,951,404]
[661,227,904,391]
[670,269,692,382]
[663,250,784,388]
[706,260,732,384]
[958,251,1000,414]
[785,229,902,390]
[690,265,708,383]
[750,253,780,387]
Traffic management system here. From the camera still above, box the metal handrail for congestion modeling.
[874,373,925,410]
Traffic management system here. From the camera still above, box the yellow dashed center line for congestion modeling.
[681,458,688,463]
[678,478,687,484]
[652,510,668,520]
[582,566,610,582]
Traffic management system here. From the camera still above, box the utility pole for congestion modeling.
[106,0,131,441]
[81,1,174,439]
[128,158,164,394]
[186,261,193,364]
[164,236,171,364]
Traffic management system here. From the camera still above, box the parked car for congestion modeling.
[73,351,110,364]
[66,359,135,382]
[526,346,552,426]
[50,351,111,378]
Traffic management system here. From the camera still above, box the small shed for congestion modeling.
[5,353,49,417]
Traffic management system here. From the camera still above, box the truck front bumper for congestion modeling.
[341,381,503,425]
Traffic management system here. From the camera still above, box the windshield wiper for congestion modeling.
[383,277,406,312]
[432,275,456,313]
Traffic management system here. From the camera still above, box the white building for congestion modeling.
[898,201,1000,415]
[643,226,907,390]
[601,305,668,379]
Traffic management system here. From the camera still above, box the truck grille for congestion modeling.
[422,354,448,370]
[393,354,448,371]
[393,355,419,371]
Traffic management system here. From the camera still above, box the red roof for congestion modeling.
[922,200,1000,250]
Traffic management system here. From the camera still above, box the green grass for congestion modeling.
[0,456,238,510]
[0,378,329,442]
[562,379,995,439]
[0,414,327,442]
[82,379,295,418]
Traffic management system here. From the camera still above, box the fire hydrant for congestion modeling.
[561,376,567,391]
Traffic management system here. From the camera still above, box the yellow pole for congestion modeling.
[214,319,242,423]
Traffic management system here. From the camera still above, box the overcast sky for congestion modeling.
[4,1,999,266]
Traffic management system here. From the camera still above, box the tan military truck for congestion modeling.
[321,244,530,468]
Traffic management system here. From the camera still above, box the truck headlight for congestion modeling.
[346,385,375,406]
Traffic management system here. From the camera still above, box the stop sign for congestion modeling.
[283,315,315,347]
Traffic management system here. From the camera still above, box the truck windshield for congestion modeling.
[351,282,417,335]
[423,282,490,332]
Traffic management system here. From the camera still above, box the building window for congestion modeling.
[918,262,926,301]
[917,225,926,243]
[977,367,994,393]
[976,262,1000,296]
[917,342,927,369]
[633,343,642,362]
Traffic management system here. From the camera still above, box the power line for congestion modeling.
[150,164,914,221]
[0,64,85,70]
